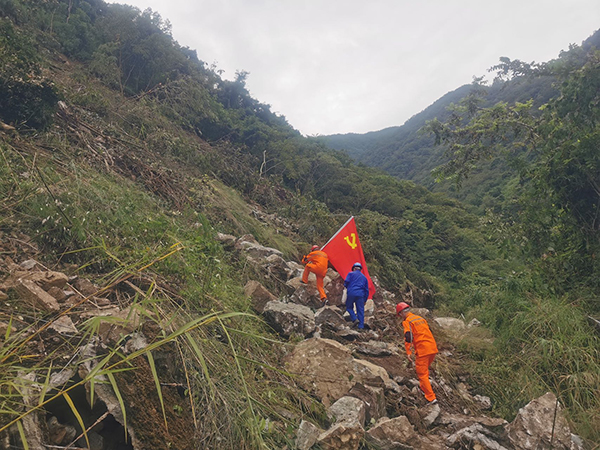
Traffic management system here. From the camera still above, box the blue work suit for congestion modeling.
[344,270,369,329]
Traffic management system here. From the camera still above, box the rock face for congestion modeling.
[262,301,316,338]
[506,392,573,450]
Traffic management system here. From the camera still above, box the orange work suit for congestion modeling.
[402,312,438,402]
[301,250,328,300]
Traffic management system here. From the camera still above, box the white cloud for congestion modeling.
[107,0,600,135]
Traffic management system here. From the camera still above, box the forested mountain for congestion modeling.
[1,0,599,447]
[321,30,600,209]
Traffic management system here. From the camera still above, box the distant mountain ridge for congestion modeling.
[321,77,557,208]
[320,29,600,207]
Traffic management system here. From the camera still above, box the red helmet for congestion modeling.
[311,245,320,251]
[396,302,411,315]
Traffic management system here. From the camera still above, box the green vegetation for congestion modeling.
[422,37,600,440]
[0,0,599,445]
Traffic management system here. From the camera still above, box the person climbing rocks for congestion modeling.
[301,245,329,303]
[344,262,369,329]
[396,302,439,404]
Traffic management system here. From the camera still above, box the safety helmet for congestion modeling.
[396,302,411,315]
[311,245,320,251]
[352,262,362,270]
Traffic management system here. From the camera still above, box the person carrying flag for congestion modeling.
[301,245,329,303]
[396,302,439,404]
[344,262,369,329]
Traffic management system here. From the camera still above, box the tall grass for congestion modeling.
[459,275,600,442]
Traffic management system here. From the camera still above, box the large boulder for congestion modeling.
[263,254,293,281]
[365,415,417,450]
[437,411,507,431]
[262,301,315,338]
[505,392,573,450]
[284,338,389,406]
[354,340,395,357]
[324,274,345,307]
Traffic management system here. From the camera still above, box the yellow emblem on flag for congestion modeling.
[344,233,357,249]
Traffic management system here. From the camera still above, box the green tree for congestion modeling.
[426,47,600,292]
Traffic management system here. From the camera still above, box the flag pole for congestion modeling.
[322,216,354,249]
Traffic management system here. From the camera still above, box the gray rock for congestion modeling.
[434,317,466,336]
[329,396,367,427]
[284,338,389,406]
[317,421,364,450]
[244,280,277,314]
[349,383,386,422]
[422,403,441,428]
[262,301,315,338]
[215,232,237,248]
[264,254,293,280]
[468,318,482,327]
[474,394,492,410]
[354,340,393,357]
[315,307,346,328]
[49,315,78,334]
[506,392,573,450]
[15,278,60,311]
[236,240,283,259]
[73,277,98,296]
[296,420,322,450]
[123,332,148,354]
[447,423,509,449]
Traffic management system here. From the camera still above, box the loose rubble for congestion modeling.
[1,232,590,449]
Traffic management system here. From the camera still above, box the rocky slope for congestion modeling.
[0,231,589,449]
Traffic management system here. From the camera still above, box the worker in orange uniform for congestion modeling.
[396,302,438,404]
[301,245,329,303]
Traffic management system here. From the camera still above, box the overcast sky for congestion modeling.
[108,0,599,136]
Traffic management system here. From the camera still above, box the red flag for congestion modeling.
[321,216,376,299]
